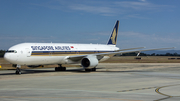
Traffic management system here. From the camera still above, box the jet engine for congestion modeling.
[81,55,98,68]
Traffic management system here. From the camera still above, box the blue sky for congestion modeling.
[0,0,180,50]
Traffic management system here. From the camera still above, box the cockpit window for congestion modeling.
[6,50,17,53]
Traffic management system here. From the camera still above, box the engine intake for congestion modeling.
[81,55,98,68]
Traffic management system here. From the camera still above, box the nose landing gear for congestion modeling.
[16,68,21,75]
[13,64,21,75]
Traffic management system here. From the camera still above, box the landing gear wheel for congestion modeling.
[85,69,91,72]
[63,67,66,71]
[55,67,58,71]
[15,68,21,75]
[85,67,96,72]
[55,65,66,71]
[92,67,96,71]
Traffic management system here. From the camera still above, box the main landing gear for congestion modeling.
[55,64,66,71]
[55,64,96,72]
[85,67,96,72]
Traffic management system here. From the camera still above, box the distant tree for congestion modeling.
[122,52,137,56]
[165,53,172,56]
[151,53,156,56]
[117,52,180,56]
[173,52,178,56]
[0,50,6,57]
[139,53,147,56]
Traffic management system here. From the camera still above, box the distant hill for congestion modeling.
[143,50,180,54]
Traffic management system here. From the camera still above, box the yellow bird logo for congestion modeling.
[111,28,117,44]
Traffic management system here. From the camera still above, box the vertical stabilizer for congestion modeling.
[107,20,119,45]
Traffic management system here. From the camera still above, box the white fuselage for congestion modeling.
[4,43,119,65]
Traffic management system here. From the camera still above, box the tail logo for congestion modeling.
[107,20,119,45]
[111,28,117,45]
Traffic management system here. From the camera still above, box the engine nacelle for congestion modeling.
[81,55,98,68]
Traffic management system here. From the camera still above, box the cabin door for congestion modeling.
[26,48,31,57]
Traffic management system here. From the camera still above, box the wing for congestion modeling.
[117,47,145,51]
[67,47,175,61]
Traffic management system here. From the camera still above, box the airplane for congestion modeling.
[4,20,174,74]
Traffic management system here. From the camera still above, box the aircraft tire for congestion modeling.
[55,67,58,71]
[92,68,96,71]
[63,67,66,71]
[55,67,66,71]
[15,69,21,75]
[85,69,91,72]
[15,71,18,74]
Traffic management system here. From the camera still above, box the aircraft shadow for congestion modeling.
[0,67,148,75]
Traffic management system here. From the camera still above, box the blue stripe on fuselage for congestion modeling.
[31,51,115,55]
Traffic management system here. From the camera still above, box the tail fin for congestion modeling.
[107,20,119,45]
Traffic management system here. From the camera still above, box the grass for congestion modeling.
[0,56,180,70]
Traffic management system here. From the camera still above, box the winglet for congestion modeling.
[107,20,119,45]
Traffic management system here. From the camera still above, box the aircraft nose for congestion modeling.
[4,53,11,62]
[4,52,19,64]
[4,53,16,64]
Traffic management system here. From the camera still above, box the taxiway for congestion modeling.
[0,63,180,101]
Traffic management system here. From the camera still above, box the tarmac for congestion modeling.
[0,63,180,101]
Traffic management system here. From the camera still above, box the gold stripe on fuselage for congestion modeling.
[31,51,113,56]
